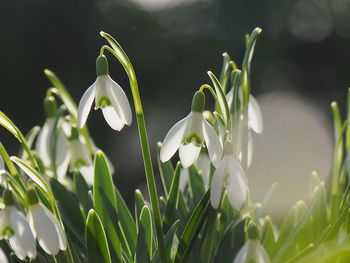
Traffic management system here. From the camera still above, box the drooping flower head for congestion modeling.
[36,96,70,180]
[210,141,249,209]
[160,91,222,168]
[78,55,132,131]
[233,224,271,263]
[27,189,67,256]
[68,126,94,184]
[0,190,36,260]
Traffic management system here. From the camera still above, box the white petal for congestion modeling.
[210,160,225,208]
[78,82,96,128]
[226,158,248,210]
[70,139,91,167]
[9,207,37,260]
[234,240,271,263]
[36,119,55,166]
[0,248,8,263]
[160,115,189,163]
[233,241,249,263]
[247,131,253,167]
[106,76,132,126]
[248,95,263,134]
[202,119,223,168]
[29,205,60,255]
[56,129,70,182]
[102,106,125,131]
[0,210,9,235]
[45,208,67,251]
[80,165,94,185]
[226,88,233,108]
[0,156,4,170]
[179,142,202,168]
[179,168,189,191]
[196,153,211,188]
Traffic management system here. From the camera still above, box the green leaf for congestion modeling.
[199,207,218,263]
[0,111,39,168]
[207,72,230,125]
[152,220,180,263]
[93,150,122,262]
[44,69,78,118]
[18,125,40,160]
[218,52,232,94]
[74,172,93,219]
[273,198,317,263]
[157,142,174,197]
[0,111,20,140]
[187,165,206,210]
[163,162,181,232]
[50,178,85,247]
[135,189,146,228]
[85,209,112,263]
[135,206,153,263]
[115,188,137,254]
[174,189,211,263]
[10,156,48,192]
[242,27,262,73]
[261,216,276,258]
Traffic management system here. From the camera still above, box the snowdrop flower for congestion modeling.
[0,190,36,260]
[227,90,263,134]
[0,247,8,263]
[211,141,248,209]
[160,91,222,168]
[179,152,211,191]
[27,189,67,255]
[233,224,270,263]
[36,97,70,180]
[78,55,132,131]
[68,127,94,184]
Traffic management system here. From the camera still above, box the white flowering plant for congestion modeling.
[0,27,349,263]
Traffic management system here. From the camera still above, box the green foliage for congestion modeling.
[0,27,350,263]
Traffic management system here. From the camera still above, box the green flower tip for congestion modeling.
[3,189,14,206]
[27,189,39,205]
[44,96,57,118]
[96,55,109,76]
[191,91,205,113]
[247,223,259,240]
[254,27,262,34]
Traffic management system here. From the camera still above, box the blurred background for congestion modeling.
[1,0,349,216]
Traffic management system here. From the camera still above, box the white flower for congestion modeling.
[179,152,211,191]
[0,247,8,263]
[210,142,248,209]
[35,101,70,181]
[233,240,271,263]
[226,91,263,134]
[0,192,36,260]
[69,135,94,185]
[160,91,222,168]
[27,190,67,256]
[248,95,263,134]
[78,55,132,131]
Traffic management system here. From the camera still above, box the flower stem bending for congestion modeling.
[100,32,167,263]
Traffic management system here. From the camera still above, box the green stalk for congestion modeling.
[100,33,167,263]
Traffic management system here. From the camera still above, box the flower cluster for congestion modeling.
[1,28,345,263]
[0,189,66,261]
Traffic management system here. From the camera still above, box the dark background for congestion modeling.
[1,0,349,203]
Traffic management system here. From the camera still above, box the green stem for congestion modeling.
[199,84,220,107]
[100,33,167,263]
